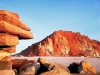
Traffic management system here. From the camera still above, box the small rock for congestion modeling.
[38,58,70,75]
[80,61,97,74]
[19,62,40,75]
[38,58,50,68]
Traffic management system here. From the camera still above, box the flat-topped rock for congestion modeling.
[0,10,30,31]
[0,21,33,39]
[0,33,19,46]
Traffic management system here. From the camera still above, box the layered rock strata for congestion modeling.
[19,30,100,57]
[0,10,33,75]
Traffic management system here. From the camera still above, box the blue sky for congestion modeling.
[0,0,100,54]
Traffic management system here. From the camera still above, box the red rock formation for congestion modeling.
[19,30,100,57]
[0,10,30,31]
[0,10,33,75]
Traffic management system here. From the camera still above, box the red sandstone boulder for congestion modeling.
[17,30,100,57]
[11,59,36,71]
[80,61,97,74]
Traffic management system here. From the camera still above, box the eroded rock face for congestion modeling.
[19,30,100,57]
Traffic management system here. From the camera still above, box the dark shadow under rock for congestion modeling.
[36,63,48,75]
[68,62,81,73]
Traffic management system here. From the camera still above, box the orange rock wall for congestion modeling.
[19,30,100,57]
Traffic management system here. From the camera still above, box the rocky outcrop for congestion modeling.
[0,10,33,39]
[0,10,33,60]
[18,30,100,57]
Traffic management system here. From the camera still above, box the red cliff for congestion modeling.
[18,30,100,57]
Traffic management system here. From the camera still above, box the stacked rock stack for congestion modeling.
[0,10,33,75]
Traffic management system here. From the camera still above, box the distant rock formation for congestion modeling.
[16,30,100,57]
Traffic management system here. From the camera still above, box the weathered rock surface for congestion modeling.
[80,61,97,74]
[0,10,30,31]
[18,30,100,57]
[0,10,33,75]
[0,61,12,70]
[0,21,33,39]
[0,10,33,39]
[19,62,40,75]
[40,69,70,75]
[0,33,19,46]
[0,50,11,60]
[0,70,15,75]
